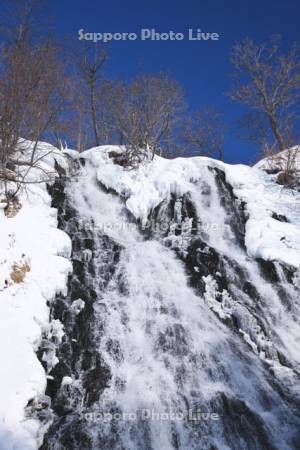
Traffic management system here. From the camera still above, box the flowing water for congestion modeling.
[39,159,300,450]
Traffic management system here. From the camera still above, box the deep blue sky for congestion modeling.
[51,0,300,164]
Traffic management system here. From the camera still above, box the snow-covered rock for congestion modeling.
[80,145,300,268]
[255,146,300,173]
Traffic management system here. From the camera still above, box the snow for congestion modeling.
[254,146,300,172]
[80,145,300,269]
[0,142,72,449]
[225,163,300,267]
[71,298,85,315]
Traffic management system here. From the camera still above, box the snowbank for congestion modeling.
[0,142,72,449]
[80,145,300,268]
[255,146,300,173]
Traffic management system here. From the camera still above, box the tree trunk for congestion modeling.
[89,80,100,147]
[267,113,285,152]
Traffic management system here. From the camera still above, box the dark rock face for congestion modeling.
[257,259,280,283]
[211,167,246,247]
[40,179,122,449]
[208,392,276,450]
[36,165,300,449]
[186,239,228,296]
[272,212,288,223]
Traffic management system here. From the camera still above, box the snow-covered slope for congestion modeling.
[255,146,300,173]
[0,143,72,449]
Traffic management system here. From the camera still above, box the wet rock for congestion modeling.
[272,212,288,223]
[257,259,279,283]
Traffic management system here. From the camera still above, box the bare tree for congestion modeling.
[181,108,224,160]
[73,84,89,152]
[235,111,270,150]
[230,36,300,154]
[0,0,46,45]
[106,74,184,166]
[76,43,107,147]
[0,1,68,201]
[55,71,89,153]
